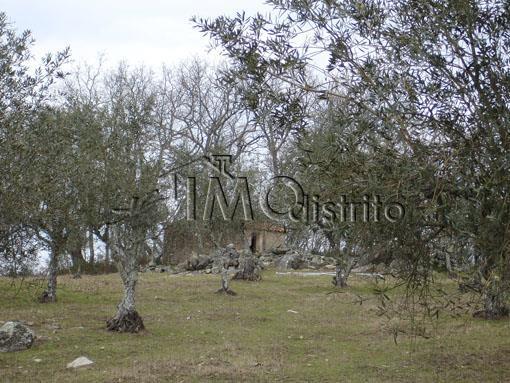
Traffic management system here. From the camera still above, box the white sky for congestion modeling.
[1,1,274,268]
[1,0,272,69]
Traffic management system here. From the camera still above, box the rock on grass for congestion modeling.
[0,321,35,352]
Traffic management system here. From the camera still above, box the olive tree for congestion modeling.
[196,0,510,318]
[0,12,70,300]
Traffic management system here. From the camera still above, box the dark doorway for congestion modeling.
[250,233,257,253]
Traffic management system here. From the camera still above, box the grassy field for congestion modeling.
[0,270,509,382]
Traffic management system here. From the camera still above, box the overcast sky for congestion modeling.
[1,0,271,68]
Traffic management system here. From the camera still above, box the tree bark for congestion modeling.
[104,225,110,264]
[333,265,348,288]
[444,251,457,279]
[482,291,509,319]
[216,266,236,295]
[106,225,144,333]
[216,248,238,295]
[106,194,161,332]
[215,246,239,295]
[332,257,356,288]
[322,229,352,287]
[329,240,357,288]
[106,254,145,332]
[88,229,95,266]
[40,243,60,303]
[70,247,84,279]
[474,280,510,319]
[445,252,452,273]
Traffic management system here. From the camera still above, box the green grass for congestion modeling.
[0,271,509,382]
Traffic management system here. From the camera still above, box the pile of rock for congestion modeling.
[258,248,337,270]
[232,253,263,281]
[143,245,339,274]
[184,254,216,272]
[276,250,305,270]
[258,252,278,267]
[303,253,338,270]
[142,261,171,273]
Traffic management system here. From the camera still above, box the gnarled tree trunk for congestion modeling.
[106,225,144,333]
[480,291,509,319]
[88,229,95,267]
[323,230,355,288]
[216,244,239,295]
[445,251,454,278]
[104,225,110,264]
[332,257,357,288]
[70,247,84,279]
[40,242,60,303]
[474,277,509,319]
[217,266,236,295]
[107,254,144,332]
[333,265,348,288]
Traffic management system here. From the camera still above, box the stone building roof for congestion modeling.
[243,221,286,233]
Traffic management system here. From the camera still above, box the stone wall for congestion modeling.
[163,220,286,264]
[163,220,246,264]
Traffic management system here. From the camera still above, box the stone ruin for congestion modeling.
[141,245,338,274]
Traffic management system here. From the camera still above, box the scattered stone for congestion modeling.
[0,321,35,352]
[309,255,324,268]
[217,244,240,267]
[142,264,171,273]
[272,247,290,255]
[150,246,344,276]
[277,271,335,276]
[263,249,339,270]
[34,358,42,363]
[277,251,304,270]
[66,356,94,369]
[186,253,214,271]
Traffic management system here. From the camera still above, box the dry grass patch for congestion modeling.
[0,271,509,382]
